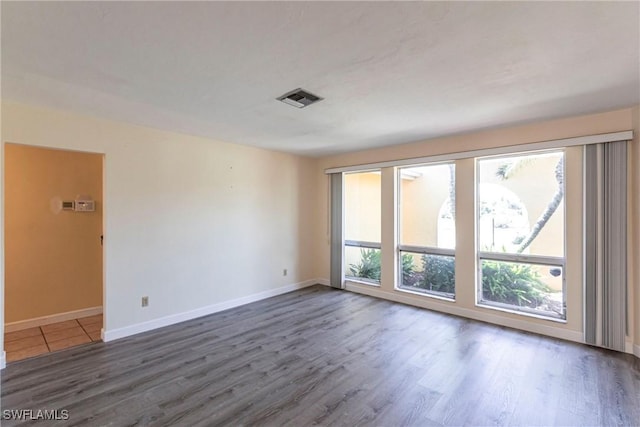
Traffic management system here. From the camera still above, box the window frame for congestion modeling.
[396,161,457,300]
[475,149,567,320]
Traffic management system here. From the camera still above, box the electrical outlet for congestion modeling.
[141,296,149,307]
[283,269,288,276]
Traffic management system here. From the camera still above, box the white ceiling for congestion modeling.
[2,2,639,157]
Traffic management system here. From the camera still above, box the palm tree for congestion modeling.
[495,156,564,253]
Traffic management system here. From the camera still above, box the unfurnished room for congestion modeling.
[1,1,639,426]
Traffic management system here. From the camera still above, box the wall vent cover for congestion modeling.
[277,88,323,108]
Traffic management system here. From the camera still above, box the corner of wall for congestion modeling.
[316,278,330,287]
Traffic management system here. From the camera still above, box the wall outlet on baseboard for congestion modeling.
[141,296,149,307]
[283,269,288,276]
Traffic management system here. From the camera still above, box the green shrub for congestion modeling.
[349,248,381,281]
[413,254,455,294]
[400,255,551,307]
[481,260,550,307]
[401,253,416,285]
[349,251,419,285]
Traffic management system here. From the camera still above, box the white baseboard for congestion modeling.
[625,340,634,354]
[345,283,584,344]
[0,351,6,369]
[634,344,640,359]
[103,279,322,342]
[5,306,103,332]
[316,278,330,287]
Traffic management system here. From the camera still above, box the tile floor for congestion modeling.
[5,314,102,363]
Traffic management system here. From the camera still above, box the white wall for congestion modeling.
[1,102,317,361]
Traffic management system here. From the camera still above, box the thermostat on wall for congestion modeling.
[74,196,95,212]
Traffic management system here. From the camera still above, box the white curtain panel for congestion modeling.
[330,173,344,289]
[584,141,628,352]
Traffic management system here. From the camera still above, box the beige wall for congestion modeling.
[5,144,103,322]
[315,106,638,350]
[344,172,381,274]
[477,154,564,258]
[389,157,564,290]
[398,158,563,257]
[400,165,451,247]
[344,172,381,243]
[0,102,317,344]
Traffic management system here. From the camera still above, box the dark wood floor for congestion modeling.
[2,285,639,426]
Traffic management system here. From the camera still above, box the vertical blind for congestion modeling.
[330,173,344,289]
[584,141,628,351]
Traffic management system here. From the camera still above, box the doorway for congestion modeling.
[4,143,104,363]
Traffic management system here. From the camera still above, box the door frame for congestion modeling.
[1,142,107,368]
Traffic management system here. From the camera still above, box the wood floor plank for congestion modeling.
[1,285,639,426]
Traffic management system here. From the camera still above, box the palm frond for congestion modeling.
[494,158,534,180]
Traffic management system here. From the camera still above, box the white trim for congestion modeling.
[316,278,331,286]
[5,306,103,332]
[400,245,456,257]
[477,300,567,324]
[103,279,322,342]
[345,278,381,287]
[325,131,633,174]
[625,340,634,354]
[396,285,455,302]
[634,344,640,359]
[0,351,6,369]
[345,240,381,249]
[478,251,564,266]
[345,282,584,343]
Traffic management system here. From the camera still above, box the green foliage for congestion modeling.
[349,251,419,285]
[401,253,415,284]
[352,249,549,308]
[494,158,534,180]
[400,254,552,308]
[511,235,525,245]
[419,254,455,294]
[481,261,551,307]
[400,254,455,295]
[349,248,381,281]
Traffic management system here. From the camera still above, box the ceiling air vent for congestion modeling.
[277,88,323,108]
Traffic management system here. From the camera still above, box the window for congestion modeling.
[344,170,381,284]
[398,163,455,299]
[477,151,565,319]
